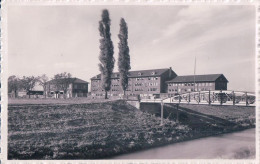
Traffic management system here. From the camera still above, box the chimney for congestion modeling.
[169,67,172,78]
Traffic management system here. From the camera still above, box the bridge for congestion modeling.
[140,90,256,107]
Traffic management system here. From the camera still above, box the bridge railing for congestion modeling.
[140,90,255,106]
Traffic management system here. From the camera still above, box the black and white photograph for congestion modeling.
[1,1,258,162]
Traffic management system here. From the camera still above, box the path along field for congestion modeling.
[8,100,255,159]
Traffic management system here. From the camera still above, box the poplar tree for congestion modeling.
[118,18,131,96]
[98,9,115,99]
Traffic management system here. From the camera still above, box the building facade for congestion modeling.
[90,68,177,98]
[166,74,228,95]
[45,78,89,98]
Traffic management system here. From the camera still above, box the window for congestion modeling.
[74,84,78,89]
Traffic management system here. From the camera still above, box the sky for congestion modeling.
[8,5,256,92]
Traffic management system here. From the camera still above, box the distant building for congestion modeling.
[90,68,177,98]
[45,78,89,98]
[9,90,44,98]
[166,74,228,95]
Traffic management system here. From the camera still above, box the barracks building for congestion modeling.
[90,67,228,98]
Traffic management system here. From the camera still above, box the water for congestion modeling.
[113,128,255,159]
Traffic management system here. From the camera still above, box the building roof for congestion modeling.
[47,78,89,84]
[91,68,174,80]
[166,74,228,83]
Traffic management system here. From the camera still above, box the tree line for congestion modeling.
[8,72,73,98]
[99,9,131,99]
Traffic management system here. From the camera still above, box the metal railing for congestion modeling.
[141,90,255,106]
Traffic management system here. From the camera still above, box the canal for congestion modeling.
[113,128,255,159]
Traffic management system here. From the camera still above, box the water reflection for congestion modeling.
[113,128,255,159]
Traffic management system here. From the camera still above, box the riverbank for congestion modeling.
[113,128,255,159]
[8,100,255,159]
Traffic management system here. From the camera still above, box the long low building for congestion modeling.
[90,67,177,98]
[166,74,228,95]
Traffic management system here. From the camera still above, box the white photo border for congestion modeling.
[1,0,259,163]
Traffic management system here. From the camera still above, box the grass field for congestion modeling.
[8,100,191,159]
[8,100,255,159]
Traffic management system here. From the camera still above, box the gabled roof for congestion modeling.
[91,68,173,80]
[166,74,228,83]
[47,78,89,84]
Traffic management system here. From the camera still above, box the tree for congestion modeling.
[8,75,21,98]
[52,72,73,98]
[98,9,115,99]
[38,74,49,98]
[118,18,131,96]
[20,76,38,98]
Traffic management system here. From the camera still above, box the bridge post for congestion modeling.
[188,92,190,104]
[209,90,211,105]
[233,91,235,106]
[176,104,179,123]
[160,100,164,126]
[245,92,248,106]
[220,90,223,105]
[179,95,181,103]
[198,91,200,104]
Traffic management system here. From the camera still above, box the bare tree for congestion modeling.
[38,74,49,98]
[98,9,115,99]
[8,75,21,98]
[20,76,38,98]
[52,72,73,98]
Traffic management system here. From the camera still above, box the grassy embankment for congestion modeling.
[8,99,255,159]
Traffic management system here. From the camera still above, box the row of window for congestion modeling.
[148,88,157,91]
[168,88,212,92]
[74,84,87,89]
[135,83,142,86]
[136,77,159,81]
[112,79,120,82]
[168,82,213,87]
[93,76,159,83]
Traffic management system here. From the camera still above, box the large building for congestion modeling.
[166,74,228,95]
[45,78,89,98]
[90,68,177,98]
